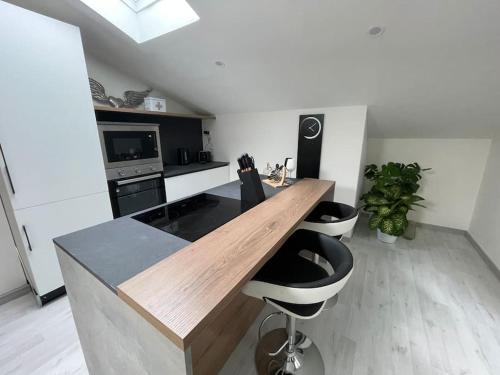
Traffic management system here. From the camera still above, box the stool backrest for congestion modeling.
[285,230,353,288]
[243,230,354,305]
[306,201,358,223]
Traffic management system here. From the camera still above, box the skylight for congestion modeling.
[79,0,199,43]
[121,0,160,13]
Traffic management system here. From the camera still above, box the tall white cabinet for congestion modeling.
[0,2,112,305]
[0,200,26,300]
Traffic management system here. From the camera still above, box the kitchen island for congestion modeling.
[54,177,335,375]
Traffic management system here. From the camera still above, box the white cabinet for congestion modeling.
[165,166,230,202]
[0,203,26,298]
[11,192,112,299]
[0,2,108,210]
[0,3,113,304]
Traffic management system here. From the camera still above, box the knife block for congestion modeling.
[238,168,266,210]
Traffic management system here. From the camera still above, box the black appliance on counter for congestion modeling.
[198,150,212,164]
[177,148,191,165]
[108,173,166,218]
[132,193,242,242]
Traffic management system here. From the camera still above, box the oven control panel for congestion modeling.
[105,162,163,181]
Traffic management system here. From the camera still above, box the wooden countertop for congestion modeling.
[117,178,335,350]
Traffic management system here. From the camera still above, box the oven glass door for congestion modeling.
[103,130,159,163]
[110,174,166,218]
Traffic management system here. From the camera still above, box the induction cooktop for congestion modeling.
[132,193,243,242]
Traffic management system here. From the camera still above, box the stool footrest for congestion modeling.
[255,328,325,375]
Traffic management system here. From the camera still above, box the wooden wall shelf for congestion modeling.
[94,105,216,120]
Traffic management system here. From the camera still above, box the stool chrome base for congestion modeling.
[255,328,325,375]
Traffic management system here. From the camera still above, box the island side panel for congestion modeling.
[190,293,264,375]
[56,247,192,375]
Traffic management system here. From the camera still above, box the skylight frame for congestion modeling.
[121,0,160,13]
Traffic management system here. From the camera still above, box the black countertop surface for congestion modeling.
[163,161,229,178]
[53,177,293,293]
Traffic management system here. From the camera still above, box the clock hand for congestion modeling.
[308,123,317,132]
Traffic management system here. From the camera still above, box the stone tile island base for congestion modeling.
[56,246,264,375]
[56,248,192,374]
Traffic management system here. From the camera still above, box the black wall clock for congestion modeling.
[296,114,324,178]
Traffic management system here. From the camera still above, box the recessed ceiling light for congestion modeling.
[215,61,226,67]
[368,26,385,37]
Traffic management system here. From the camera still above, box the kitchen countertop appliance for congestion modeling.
[198,150,212,164]
[132,193,243,242]
[177,148,191,165]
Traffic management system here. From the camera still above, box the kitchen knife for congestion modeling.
[241,155,249,170]
[237,156,244,170]
[243,155,251,170]
[245,154,254,170]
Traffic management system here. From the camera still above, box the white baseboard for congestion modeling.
[0,284,30,306]
[415,221,466,235]
[465,232,500,282]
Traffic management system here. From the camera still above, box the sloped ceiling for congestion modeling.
[6,0,500,137]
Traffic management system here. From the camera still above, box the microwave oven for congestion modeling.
[97,122,163,180]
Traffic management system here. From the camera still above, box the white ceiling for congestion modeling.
[7,0,500,137]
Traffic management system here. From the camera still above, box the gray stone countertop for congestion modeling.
[163,161,229,178]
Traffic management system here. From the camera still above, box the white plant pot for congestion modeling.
[377,228,398,244]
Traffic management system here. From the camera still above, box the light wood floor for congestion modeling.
[1,223,500,375]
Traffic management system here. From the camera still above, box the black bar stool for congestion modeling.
[242,229,354,375]
[298,201,358,239]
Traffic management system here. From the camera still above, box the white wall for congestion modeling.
[367,138,491,230]
[0,200,26,297]
[204,105,367,207]
[355,120,367,205]
[84,54,193,114]
[469,134,500,269]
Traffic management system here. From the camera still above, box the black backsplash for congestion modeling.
[95,111,203,165]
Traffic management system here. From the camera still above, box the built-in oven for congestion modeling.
[98,122,166,218]
[97,122,163,180]
[108,173,166,218]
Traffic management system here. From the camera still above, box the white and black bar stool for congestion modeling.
[298,201,358,239]
[242,229,354,375]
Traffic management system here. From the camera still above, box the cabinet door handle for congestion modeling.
[22,225,33,251]
[0,143,15,194]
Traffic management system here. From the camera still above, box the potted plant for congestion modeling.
[360,162,430,243]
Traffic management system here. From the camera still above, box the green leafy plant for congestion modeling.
[360,162,430,237]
